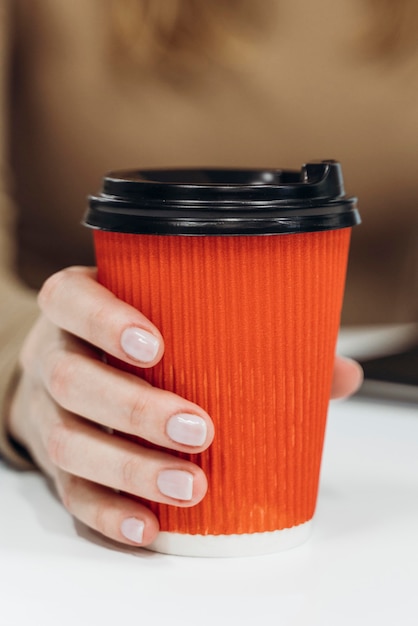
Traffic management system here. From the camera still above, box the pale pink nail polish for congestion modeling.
[166,413,207,447]
[121,327,159,363]
[157,469,193,501]
[121,517,145,544]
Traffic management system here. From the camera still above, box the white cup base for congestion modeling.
[146,519,313,557]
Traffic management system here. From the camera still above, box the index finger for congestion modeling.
[38,266,164,367]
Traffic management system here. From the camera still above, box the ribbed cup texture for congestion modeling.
[94,229,351,536]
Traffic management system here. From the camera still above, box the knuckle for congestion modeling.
[94,499,111,537]
[59,474,78,512]
[58,475,114,539]
[46,421,71,468]
[37,269,68,310]
[37,266,84,311]
[86,301,111,342]
[128,388,152,433]
[46,352,80,403]
[121,455,141,494]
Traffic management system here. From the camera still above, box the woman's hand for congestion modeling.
[8,266,363,548]
[9,266,214,547]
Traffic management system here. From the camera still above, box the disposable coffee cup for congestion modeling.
[84,160,360,557]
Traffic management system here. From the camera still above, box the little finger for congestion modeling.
[55,470,160,546]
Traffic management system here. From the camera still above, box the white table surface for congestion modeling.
[1,395,417,626]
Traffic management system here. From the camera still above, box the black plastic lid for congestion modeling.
[84,160,360,235]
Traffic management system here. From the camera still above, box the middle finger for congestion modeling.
[42,337,214,453]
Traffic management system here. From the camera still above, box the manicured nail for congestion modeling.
[121,327,159,363]
[157,469,194,501]
[166,413,207,447]
[121,517,145,544]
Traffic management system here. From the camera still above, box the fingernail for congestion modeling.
[121,327,159,363]
[166,413,207,447]
[121,517,145,544]
[157,469,194,501]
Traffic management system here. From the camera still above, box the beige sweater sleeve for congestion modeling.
[0,0,39,469]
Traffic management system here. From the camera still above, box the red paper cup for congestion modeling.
[84,162,360,556]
